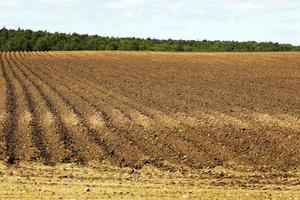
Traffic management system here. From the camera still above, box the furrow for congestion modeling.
[81,64,299,170]
[11,51,300,171]
[18,52,176,168]
[7,53,77,163]
[30,52,245,167]
[10,52,71,164]
[27,53,264,169]
[3,53,44,162]
[0,52,18,164]
[23,52,220,169]
[0,52,8,160]
[12,52,104,164]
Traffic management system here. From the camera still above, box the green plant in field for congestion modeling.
[172,127,182,135]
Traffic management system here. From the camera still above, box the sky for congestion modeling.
[0,0,300,45]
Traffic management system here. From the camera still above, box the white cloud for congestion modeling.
[156,1,186,13]
[0,0,21,7]
[106,0,145,9]
[40,0,84,4]
[210,0,300,12]
[0,0,84,7]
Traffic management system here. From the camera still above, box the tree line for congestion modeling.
[1,27,299,52]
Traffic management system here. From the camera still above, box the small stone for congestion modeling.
[129,169,135,174]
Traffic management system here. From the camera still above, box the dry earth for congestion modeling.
[0,51,299,199]
[0,162,299,199]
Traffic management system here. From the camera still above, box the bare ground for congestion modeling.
[0,51,299,199]
[0,162,299,199]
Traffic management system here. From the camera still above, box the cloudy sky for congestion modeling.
[1,0,300,45]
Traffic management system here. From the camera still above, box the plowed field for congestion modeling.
[0,51,299,199]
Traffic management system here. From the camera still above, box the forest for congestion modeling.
[1,27,299,52]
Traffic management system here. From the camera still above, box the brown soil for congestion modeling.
[0,51,299,172]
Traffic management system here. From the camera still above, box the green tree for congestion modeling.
[33,35,51,51]
[0,27,299,52]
